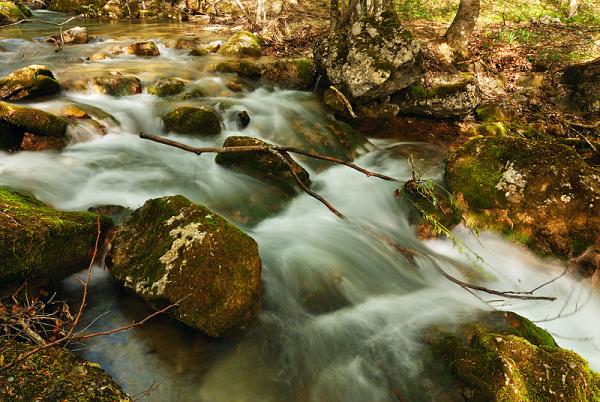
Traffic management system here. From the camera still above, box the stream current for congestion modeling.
[1,11,599,401]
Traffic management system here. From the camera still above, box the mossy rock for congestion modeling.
[261,58,315,90]
[91,72,142,96]
[0,120,22,150]
[126,41,160,56]
[0,101,67,138]
[215,136,311,192]
[163,106,221,135]
[108,195,262,337]
[0,187,111,285]
[213,60,262,80]
[0,65,60,101]
[0,1,31,26]
[218,30,261,57]
[394,73,480,118]
[445,136,600,265]
[148,78,185,97]
[561,57,600,116]
[425,311,600,402]
[0,339,129,401]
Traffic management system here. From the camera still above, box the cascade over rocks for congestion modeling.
[314,10,423,103]
[445,136,600,272]
[0,187,110,285]
[163,106,221,135]
[108,195,262,337]
[215,136,311,190]
[0,65,60,101]
[0,339,129,401]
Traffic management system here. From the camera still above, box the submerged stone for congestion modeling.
[314,10,423,102]
[0,187,110,285]
[0,339,129,401]
[162,106,221,135]
[109,195,262,337]
[215,136,311,191]
[0,101,67,138]
[0,65,60,101]
[219,30,261,57]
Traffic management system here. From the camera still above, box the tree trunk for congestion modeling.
[443,0,480,50]
[567,0,578,18]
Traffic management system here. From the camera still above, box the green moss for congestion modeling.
[148,78,185,97]
[213,60,262,79]
[0,65,60,101]
[218,30,261,57]
[0,187,110,285]
[0,1,28,25]
[0,101,66,138]
[0,339,128,401]
[163,106,221,135]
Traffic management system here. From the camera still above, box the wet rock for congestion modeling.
[0,1,31,26]
[0,339,129,401]
[215,136,311,190]
[60,105,89,119]
[225,78,244,92]
[219,30,261,57]
[0,187,110,284]
[60,25,88,44]
[261,58,315,90]
[163,106,221,135]
[0,65,60,101]
[446,136,600,271]
[175,37,199,49]
[20,131,67,151]
[126,40,160,57]
[235,110,250,129]
[314,10,423,103]
[213,60,262,79]
[188,45,209,56]
[0,120,21,150]
[0,101,67,137]
[101,0,123,19]
[87,51,111,61]
[188,41,221,56]
[109,195,262,337]
[148,78,185,97]
[92,71,142,96]
[393,73,481,118]
[561,57,600,116]
[425,311,600,401]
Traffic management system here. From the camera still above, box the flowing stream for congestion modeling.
[1,12,599,401]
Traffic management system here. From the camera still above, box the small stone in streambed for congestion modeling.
[91,71,142,96]
[175,37,199,49]
[87,51,111,61]
[235,110,250,129]
[48,26,88,45]
[163,106,221,135]
[148,78,185,97]
[126,40,160,57]
[0,65,60,101]
[226,79,244,92]
[215,136,311,191]
[108,195,262,337]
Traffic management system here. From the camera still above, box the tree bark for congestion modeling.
[567,0,578,18]
[443,0,480,51]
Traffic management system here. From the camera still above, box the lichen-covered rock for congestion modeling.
[0,1,31,26]
[0,65,60,101]
[92,71,142,96]
[445,136,600,270]
[0,187,110,285]
[261,58,315,90]
[215,136,311,190]
[213,60,262,79]
[219,30,261,57]
[0,101,67,137]
[0,339,129,401]
[148,78,185,97]
[314,10,423,103]
[162,106,221,135]
[108,195,262,337]
[394,73,481,118]
[126,40,160,56]
[425,311,600,401]
[561,57,600,116]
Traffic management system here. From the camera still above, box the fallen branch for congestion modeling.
[139,133,398,218]
[0,15,82,29]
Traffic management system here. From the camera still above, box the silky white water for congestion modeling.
[1,12,599,401]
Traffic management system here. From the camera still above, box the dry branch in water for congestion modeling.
[0,218,183,373]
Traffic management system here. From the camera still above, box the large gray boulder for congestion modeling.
[109,195,262,337]
[314,11,423,103]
